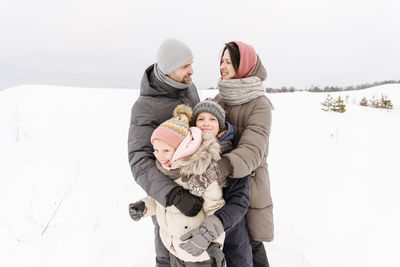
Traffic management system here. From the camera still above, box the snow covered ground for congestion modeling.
[1,84,399,267]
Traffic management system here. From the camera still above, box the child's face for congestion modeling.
[153,139,176,168]
[196,112,219,137]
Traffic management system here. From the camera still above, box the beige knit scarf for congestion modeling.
[217,76,266,106]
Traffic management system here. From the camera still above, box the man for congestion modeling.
[128,39,202,266]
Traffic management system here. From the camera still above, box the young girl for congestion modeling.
[129,104,226,266]
[180,99,253,267]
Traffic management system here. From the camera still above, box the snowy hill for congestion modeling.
[1,84,400,267]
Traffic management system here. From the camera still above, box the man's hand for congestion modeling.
[128,201,145,221]
[179,228,208,256]
[166,186,203,217]
[179,215,224,256]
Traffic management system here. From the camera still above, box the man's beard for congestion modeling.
[182,75,192,84]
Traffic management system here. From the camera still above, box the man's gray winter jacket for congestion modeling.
[128,64,200,206]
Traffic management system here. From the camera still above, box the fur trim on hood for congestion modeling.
[172,131,226,196]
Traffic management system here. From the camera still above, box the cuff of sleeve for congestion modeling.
[166,186,182,207]
[214,212,228,231]
[217,157,233,178]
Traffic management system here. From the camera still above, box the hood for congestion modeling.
[173,132,221,177]
[218,121,234,142]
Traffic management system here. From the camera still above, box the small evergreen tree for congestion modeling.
[321,94,333,111]
[331,96,346,113]
[380,94,393,109]
[360,96,368,106]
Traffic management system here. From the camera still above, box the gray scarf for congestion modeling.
[154,63,190,90]
[219,140,233,154]
[217,76,266,106]
[156,160,181,180]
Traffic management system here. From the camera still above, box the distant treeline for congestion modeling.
[265,80,400,93]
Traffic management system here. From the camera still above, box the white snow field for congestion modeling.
[1,84,399,267]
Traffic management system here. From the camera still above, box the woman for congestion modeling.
[179,41,274,266]
[216,41,274,267]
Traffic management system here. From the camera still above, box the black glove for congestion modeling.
[207,243,226,267]
[128,201,145,221]
[166,186,203,217]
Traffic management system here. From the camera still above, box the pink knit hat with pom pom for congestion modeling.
[151,104,203,163]
[151,104,193,149]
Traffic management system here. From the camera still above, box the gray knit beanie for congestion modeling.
[193,99,226,131]
[156,39,193,74]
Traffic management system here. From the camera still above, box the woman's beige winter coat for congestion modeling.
[219,94,274,242]
[141,133,225,262]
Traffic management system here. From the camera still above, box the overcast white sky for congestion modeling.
[1,0,399,90]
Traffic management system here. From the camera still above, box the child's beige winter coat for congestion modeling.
[141,133,225,262]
